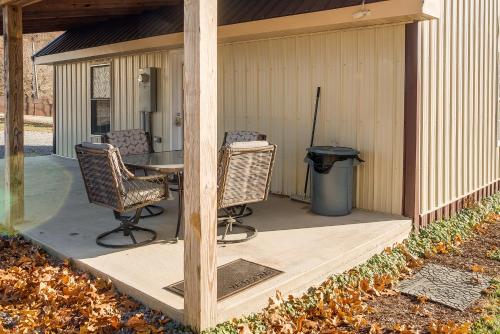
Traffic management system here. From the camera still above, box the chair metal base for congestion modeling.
[141,205,164,218]
[96,208,157,248]
[218,205,253,219]
[217,215,258,244]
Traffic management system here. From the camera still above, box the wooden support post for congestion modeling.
[3,4,24,229]
[403,22,421,227]
[183,0,218,332]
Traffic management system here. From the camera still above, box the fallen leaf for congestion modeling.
[369,323,383,334]
[237,323,252,334]
[470,264,485,273]
[433,242,448,254]
[127,315,146,328]
[110,315,121,329]
[417,295,429,304]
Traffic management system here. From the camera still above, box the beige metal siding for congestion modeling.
[55,25,405,214]
[111,52,172,153]
[418,0,499,214]
[218,25,405,214]
[55,62,91,158]
[55,50,173,158]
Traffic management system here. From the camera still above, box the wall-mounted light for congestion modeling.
[353,0,372,19]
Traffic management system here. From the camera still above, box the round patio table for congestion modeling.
[122,151,184,241]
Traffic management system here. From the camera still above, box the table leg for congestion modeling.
[175,171,183,240]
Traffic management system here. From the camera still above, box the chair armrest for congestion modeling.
[132,175,167,183]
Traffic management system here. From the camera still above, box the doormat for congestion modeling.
[398,263,490,311]
[165,259,283,301]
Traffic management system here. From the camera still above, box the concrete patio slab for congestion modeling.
[1,156,412,323]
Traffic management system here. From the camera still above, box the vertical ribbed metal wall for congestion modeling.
[418,0,499,215]
[218,25,406,214]
[55,24,406,214]
[55,50,175,157]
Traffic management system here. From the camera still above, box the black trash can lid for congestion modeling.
[307,146,360,156]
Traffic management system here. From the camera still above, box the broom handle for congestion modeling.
[304,87,321,195]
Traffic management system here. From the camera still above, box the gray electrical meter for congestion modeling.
[138,67,157,112]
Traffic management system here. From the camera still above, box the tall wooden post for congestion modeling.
[183,0,218,332]
[3,4,24,229]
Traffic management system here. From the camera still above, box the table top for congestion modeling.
[122,151,184,173]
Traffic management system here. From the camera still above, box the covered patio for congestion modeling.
[1,155,411,323]
[0,0,439,331]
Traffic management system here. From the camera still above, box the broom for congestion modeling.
[290,86,321,203]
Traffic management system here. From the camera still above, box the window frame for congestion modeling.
[89,63,112,136]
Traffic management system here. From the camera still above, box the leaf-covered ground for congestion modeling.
[365,215,499,333]
[0,236,190,334]
[1,195,500,334]
[207,195,500,334]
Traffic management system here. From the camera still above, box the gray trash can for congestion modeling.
[305,146,363,216]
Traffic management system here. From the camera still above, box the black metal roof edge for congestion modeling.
[35,0,386,59]
[34,31,68,58]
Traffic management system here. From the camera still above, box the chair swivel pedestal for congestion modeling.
[217,205,257,244]
[96,208,157,248]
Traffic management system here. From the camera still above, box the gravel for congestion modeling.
[0,130,53,159]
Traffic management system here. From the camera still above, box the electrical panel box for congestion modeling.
[138,67,157,112]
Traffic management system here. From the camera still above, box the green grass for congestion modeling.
[0,223,16,237]
[203,193,500,334]
[0,121,53,132]
[489,249,500,262]
[471,279,500,334]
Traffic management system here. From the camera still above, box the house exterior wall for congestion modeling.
[218,25,405,214]
[54,24,406,215]
[54,51,178,157]
[417,0,499,219]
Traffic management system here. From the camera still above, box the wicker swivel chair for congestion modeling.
[217,141,276,244]
[75,143,169,248]
[222,130,268,218]
[105,129,164,218]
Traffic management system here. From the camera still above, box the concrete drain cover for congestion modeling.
[165,259,283,301]
[399,263,490,311]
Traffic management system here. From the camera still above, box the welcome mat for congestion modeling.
[399,263,490,311]
[165,259,283,301]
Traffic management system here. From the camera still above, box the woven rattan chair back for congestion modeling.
[217,143,276,209]
[76,143,168,214]
[223,130,267,145]
[105,129,151,155]
[75,144,131,212]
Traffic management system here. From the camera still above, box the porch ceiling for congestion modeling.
[1,0,388,35]
[0,0,183,34]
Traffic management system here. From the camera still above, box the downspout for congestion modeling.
[31,37,39,99]
[52,65,56,154]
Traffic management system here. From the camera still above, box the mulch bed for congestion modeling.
[0,236,189,334]
[365,220,499,332]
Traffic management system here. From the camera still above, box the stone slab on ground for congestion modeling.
[399,263,490,311]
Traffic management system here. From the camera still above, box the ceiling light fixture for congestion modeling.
[353,0,372,19]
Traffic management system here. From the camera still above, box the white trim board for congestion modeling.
[35,0,439,65]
